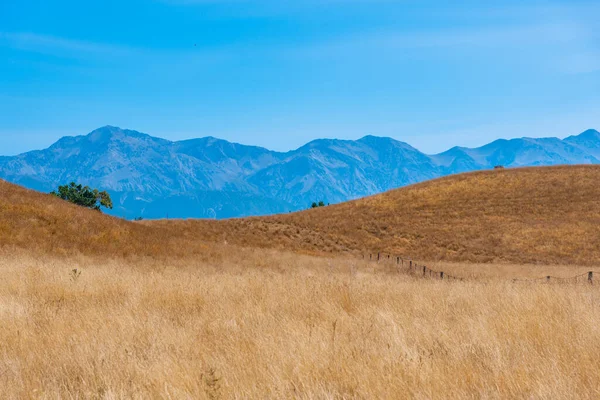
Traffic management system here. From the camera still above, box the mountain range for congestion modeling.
[0,126,598,219]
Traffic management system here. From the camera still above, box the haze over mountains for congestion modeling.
[0,126,598,219]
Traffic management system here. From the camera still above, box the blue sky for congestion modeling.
[0,0,598,155]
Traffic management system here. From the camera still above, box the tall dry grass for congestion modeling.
[3,168,600,398]
[1,251,599,399]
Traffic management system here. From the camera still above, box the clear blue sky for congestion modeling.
[0,0,598,155]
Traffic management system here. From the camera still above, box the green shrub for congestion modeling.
[51,182,113,212]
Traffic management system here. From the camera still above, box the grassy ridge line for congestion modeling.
[149,165,600,265]
[3,165,600,265]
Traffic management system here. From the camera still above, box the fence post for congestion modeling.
[378,253,380,261]
[397,257,400,265]
[409,260,412,269]
[440,271,444,280]
[370,254,372,261]
[423,266,426,276]
[589,271,594,285]
[546,276,551,283]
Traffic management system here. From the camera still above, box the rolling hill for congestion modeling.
[0,178,208,259]
[1,126,599,219]
[3,165,600,265]
[148,165,600,265]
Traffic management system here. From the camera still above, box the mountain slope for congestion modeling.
[248,136,442,206]
[432,135,600,169]
[0,126,292,218]
[563,129,600,159]
[0,126,599,219]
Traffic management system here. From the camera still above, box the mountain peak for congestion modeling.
[564,129,600,144]
[95,125,121,131]
[300,138,345,149]
[87,125,122,141]
[84,126,174,148]
[577,129,599,138]
[87,126,149,139]
[358,134,393,143]
[357,135,421,153]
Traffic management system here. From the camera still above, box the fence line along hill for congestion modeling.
[146,165,600,265]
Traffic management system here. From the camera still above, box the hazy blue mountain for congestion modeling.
[434,136,599,170]
[248,135,442,207]
[0,126,293,218]
[0,126,598,219]
[563,129,600,159]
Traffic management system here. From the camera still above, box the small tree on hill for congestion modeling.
[310,201,327,209]
[51,182,113,212]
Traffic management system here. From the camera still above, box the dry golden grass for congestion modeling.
[1,252,600,399]
[4,165,600,265]
[143,165,600,265]
[3,168,600,398]
[424,260,599,281]
[0,179,219,260]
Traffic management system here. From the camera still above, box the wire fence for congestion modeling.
[363,252,597,285]
[512,271,594,285]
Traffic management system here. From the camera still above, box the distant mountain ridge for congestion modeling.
[1,126,598,219]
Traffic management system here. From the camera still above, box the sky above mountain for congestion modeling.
[0,0,598,156]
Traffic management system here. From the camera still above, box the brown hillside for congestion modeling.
[2,165,600,265]
[148,165,600,265]
[0,180,211,260]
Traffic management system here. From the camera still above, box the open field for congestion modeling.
[0,249,600,398]
[1,252,600,399]
[2,167,600,398]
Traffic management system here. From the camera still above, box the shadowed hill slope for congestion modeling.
[3,165,600,265]
[148,165,600,265]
